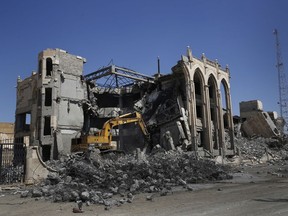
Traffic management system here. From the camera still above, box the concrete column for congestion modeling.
[217,89,225,155]
[25,147,53,184]
[188,80,198,152]
[204,85,212,153]
[182,63,198,152]
[225,88,235,150]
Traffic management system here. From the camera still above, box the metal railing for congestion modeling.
[0,142,26,185]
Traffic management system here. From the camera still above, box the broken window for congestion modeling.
[44,116,51,136]
[46,58,53,76]
[45,88,52,106]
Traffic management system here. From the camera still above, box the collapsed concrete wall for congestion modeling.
[239,100,281,138]
[15,48,235,159]
[83,48,235,156]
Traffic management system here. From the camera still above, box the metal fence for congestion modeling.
[0,142,26,185]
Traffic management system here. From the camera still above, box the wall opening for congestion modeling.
[46,58,53,76]
[194,70,204,119]
[220,81,228,111]
[16,112,31,132]
[195,81,202,96]
[25,113,31,128]
[220,80,229,129]
[208,76,219,149]
[44,116,51,135]
[196,105,203,118]
[197,131,204,148]
[45,88,52,106]
[42,145,51,161]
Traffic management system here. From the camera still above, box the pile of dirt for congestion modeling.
[21,149,231,207]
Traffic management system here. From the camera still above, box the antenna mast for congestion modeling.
[273,29,288,132]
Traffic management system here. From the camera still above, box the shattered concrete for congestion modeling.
[234,136,288,164]
[239,100,282,138]
[20,148,231,207]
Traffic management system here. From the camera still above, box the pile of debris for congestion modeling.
[21,148,231,207]
[234,136,288,164]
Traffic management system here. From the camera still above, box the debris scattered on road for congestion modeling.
[22,149,231,207]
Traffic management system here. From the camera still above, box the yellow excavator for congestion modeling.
[71,112,149,152]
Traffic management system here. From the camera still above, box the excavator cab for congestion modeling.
[71,112,149,152]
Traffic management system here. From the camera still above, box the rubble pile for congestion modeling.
[24,150,231,206]
[235,136,288,163]
[0,165,24,185]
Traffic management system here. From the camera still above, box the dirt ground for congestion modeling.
[1,163,288,216]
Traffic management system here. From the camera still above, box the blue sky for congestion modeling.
[0,0,287,122]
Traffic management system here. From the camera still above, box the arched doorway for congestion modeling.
[193,69,206,149]
[208,75,219,150]
[220,79,232,149]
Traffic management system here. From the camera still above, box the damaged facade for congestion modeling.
[15,48,235,160]
[15,49,86,160]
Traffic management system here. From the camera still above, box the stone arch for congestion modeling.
[219,78,234,150]
[208,75,220,150]
[193,68,206,148]
[194,68,205,119]
[220,79,229,129]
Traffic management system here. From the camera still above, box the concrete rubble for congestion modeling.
[18,148,231,207]
[234,136,288,164]
[238,100,284,138]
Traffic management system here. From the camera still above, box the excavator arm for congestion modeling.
[82,112,149,150]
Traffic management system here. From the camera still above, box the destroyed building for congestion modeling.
[239,100,284,138]
[15,49,86,160]
[15,48,235,160]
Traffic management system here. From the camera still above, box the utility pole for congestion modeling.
[273,29,288,133]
